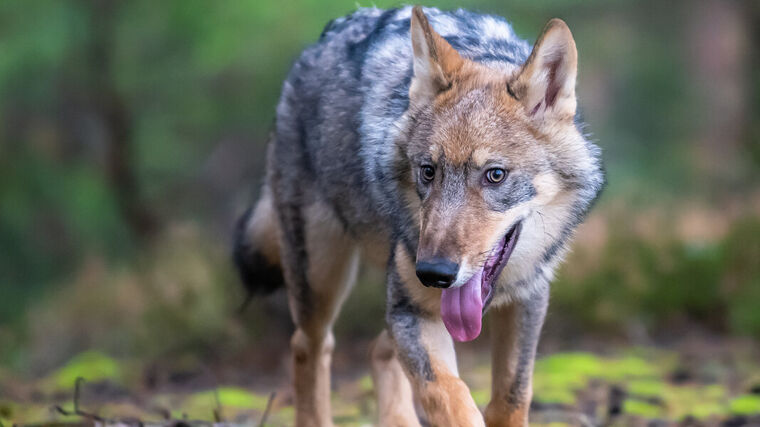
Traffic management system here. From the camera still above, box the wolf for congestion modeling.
[233,5,604,426]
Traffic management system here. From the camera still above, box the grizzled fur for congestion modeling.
[234,6,604,426]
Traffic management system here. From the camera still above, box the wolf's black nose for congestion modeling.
[416,259,459,288]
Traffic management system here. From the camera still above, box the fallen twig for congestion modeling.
[212,389,223,423]
[53,377,106,422]
[50,376,275,426]
[258,392,276,427]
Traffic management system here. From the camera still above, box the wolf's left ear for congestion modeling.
[510,19,577,121]
[409,6,464,106]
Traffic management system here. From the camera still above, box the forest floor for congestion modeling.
[2,335,760,427]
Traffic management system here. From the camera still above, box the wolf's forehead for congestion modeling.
[429,92,530,165]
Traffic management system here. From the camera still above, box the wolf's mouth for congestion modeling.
[481,220,522,309]
[440,221,522,342]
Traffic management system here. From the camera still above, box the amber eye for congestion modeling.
[420,165,435,183]
[485,168,507,184]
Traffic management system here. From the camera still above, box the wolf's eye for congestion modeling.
[420,165,435,183]
[485,168,507,184]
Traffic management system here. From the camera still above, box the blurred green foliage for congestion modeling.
[553,217,760,337]
[0,0,758,377]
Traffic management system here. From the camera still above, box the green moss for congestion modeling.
[471,388,490,407]
[48,350,122,390]
[687,401,729,420]
[624,399,664,417]
[628,379,665,397]
[220,387,270,409]
[358,374,374,393]
[729,395,760,415]
[532,386,577,405]
[536,352,604,377]
[662,384,729,419]
[180,387,270,420]
[602,355,659,380]
[6,346,759,425]
[532,352,662,406]
[532,352,599,404]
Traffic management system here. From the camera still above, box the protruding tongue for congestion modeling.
[441,273,483,342]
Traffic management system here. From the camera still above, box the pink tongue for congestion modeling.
[441,273,483,342]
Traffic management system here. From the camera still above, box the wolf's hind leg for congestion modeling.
[370,330,421,427]
[278,200,360,427]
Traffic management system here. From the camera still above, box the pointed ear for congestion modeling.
[510,19,578,121]
[409,6,464,106]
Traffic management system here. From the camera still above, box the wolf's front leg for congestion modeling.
[386,247,485,427]
[484,289,548,427]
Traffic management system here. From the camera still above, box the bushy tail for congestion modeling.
[233,186,284,309]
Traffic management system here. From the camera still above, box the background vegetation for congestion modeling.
[1,0,759,424]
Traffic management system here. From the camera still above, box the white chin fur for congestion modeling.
[489,212,563,307]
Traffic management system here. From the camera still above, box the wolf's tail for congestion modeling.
[233,186,285,309]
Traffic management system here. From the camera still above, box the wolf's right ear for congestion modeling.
[409,6,463,106]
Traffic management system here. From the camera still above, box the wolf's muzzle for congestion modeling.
[415,258,459,288]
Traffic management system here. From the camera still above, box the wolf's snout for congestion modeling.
[415,258,459,288]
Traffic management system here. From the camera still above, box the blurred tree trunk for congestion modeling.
[687,0,748,183]
[86,0,160,241]
[744,0,760,173]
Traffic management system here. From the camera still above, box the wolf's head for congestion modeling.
[398,7,604,341]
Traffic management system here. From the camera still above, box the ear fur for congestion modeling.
[409,6,464,106]
[510,19,578,121]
